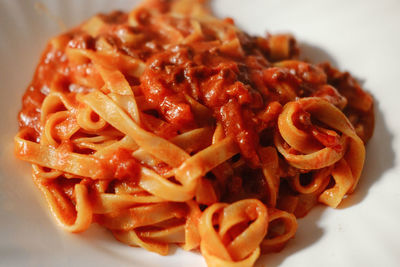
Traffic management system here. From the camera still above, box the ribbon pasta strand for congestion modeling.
[14,0,374,266]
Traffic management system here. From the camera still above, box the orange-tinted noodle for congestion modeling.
[15,0,374,266]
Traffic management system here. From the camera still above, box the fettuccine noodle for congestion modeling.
[15,0,374,266]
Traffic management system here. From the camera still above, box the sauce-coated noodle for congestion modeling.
[15,0,374,266]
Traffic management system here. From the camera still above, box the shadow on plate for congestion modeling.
[73,225,152,265]
[298,42,338,66]
[256,205,326,267]
[75,224,201,266]
[339,97,394,208]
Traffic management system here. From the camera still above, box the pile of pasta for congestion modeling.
[15,0,374,266]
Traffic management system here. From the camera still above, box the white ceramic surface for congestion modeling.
[1,0,400,266]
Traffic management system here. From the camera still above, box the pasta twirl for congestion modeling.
[15,0,374,266]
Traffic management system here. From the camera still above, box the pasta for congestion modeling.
[15,0,374,266]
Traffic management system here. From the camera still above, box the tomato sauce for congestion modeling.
[18,8,373,168]
[105,148,140,180]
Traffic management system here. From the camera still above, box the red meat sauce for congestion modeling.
[18,9,371,171]
[18,11,129,138]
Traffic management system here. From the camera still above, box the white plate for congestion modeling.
[1,0,400,266]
